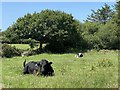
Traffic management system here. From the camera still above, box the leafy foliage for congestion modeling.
[1,44,22,58]
[5,9,84,53]
[3,3,119,54]
[82,3,118,50]
[97,20,119,49]
[116,1,120,50]
[81,22,100,49]
[86,3,115,24]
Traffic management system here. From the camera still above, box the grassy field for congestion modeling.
[1,49,118,88]
[10,44,45,50]
[10,44,30,50]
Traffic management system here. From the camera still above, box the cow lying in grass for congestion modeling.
[23,60,39,75]
[23,59,54,76]
[75,53,83,58]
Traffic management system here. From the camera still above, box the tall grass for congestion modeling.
[2,50,118,88]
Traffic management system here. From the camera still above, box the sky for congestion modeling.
[1,2,116,31]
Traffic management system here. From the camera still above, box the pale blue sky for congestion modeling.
[2,2,115,31]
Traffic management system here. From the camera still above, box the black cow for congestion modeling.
[23,59,39,75]
[23,59,54,76]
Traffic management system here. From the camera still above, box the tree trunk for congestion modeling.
[39,41,43,53]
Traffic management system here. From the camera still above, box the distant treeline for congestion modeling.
[1,2,120,53]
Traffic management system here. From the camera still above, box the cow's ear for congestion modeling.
[49,62,52,64]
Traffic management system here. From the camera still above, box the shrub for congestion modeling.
[97,21,119,49]
[1,44,22,58]
[29,39,35,49]
[81,22,100,49]
[1,36,11,44]
[44,42,65,53]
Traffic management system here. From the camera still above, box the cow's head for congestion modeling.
[37,59,54,76]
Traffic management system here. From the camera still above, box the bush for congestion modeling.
[97,21,119,49]
[1,36,11,44]
[1,44,22,58]
[44,42,65,53]
[81,22,100,49]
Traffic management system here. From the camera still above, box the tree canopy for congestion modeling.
[81,3,118,50]
[3,3,119,54]
[86,3,115,24]
[5,9,83,53]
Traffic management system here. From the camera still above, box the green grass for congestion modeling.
[2,50,118,88]
[10,44,46,50]
[10,44,30,50]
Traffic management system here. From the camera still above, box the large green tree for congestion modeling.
[5,9,83,53]
[81,22,100,49]
[116,1,120,50]
[86,3,114,24]
[116,1,120,21]
[97,19,118,49]
[82,3,119,50]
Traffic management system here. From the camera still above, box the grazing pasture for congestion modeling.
[10,44,30,50]
[10,44,46,50]
[1,49,118,88]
